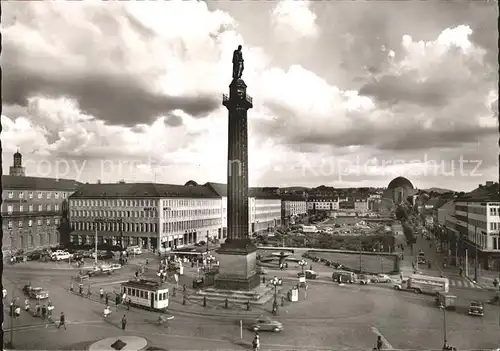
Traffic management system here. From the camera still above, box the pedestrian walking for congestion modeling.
[121,314,127,330]
[87,286,92,298]
[36,302,41,317]
[15,305,21,318]
[47,302,54,319]
[41,305,47,319]
[100,288,104,300]
[79,284,83,296]
[115,294,120,306]
[57,312,67,329]
[24,298,30,312]
[127,298,131,310]
[105,292,109,306]
[376,335,383,350]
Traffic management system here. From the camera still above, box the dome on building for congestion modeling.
[184,180,198,186]
[387,176,414,190]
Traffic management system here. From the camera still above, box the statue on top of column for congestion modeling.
[232,45,244,80]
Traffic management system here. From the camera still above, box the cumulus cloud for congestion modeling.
[2,1,497,189]
[271,1,318,42]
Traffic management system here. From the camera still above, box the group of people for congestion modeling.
[24,299,55,320]
[9,297,66,329]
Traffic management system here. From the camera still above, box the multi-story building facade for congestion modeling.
[2,152,80,254]
[307,198,339,213]
[281,196,307,225]
[69,182,221,251]
[251,196,282,234]
[204,183,282,236]
[354,197,369,213]
[451,182,500,271]
[69,181,283,251]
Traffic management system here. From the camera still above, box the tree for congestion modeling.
[395,206,409,221]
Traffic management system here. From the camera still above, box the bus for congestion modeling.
[407,274,449,294]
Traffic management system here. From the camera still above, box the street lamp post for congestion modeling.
[271,277,279,315]
[439,304,448,349]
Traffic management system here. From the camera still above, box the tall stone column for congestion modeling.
[215,77,260,290]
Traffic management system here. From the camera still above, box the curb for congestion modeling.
[464,275,484,289]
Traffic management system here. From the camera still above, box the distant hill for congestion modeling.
[423,187,455,194]
[280,186,310,191]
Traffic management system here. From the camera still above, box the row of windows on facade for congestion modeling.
[71,210,156,219]
[71,199,158,207]
[468,231,489,249]
[162,218,220,233]
[7,191,67,200]
[493,237,500,250]
[456,217,487,230]
[71,198,221,208]
[7,218,59,229]
[455,205,499,216]
[6,204,60,213]
[72,221,157,233]
[70,208,280,219]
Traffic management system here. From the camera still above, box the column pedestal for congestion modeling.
[215,239,260,291]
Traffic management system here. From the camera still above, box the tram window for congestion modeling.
[140,291,144,299]
[154,293,157,301]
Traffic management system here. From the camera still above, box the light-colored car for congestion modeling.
[29,287,49,300]
[374,274,392,283]
[249,317,283,332]
[358,274,370,285]
[51,251,72,261]
[110,263,122,271]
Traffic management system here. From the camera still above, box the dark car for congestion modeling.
[468,301,484,316]
[98,251,114,260]
[27,251,42,261]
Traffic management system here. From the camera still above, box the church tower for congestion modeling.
[9,149,26,176]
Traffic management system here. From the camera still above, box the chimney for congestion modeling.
[485,181,494,186]
[478,184,482,188]
[97,180,101,184]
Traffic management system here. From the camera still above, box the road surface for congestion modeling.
[4,261,500,350]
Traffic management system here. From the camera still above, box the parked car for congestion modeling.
[110,263,122,271]
[26,251,43,261]
[358,274,370,285]
[51,251,73,261]
[249,317,283,332]
[98,252,114,260]
[372,274,392,283]
[468,301,484,316]
[298,270,318,279]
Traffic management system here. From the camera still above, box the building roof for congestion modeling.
[456,182,500,202]
[203,182,282,199]
[204,182,226,197]
[69,183,219,199]
[2,175,81,191]
[387,176,414,190]
[280,195,307,201]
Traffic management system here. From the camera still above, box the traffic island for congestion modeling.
[88,336,148,351]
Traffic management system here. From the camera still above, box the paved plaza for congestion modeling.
[4,255,500,350]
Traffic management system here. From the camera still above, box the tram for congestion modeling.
[121,279,169,311]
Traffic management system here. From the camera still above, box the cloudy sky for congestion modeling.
[2,1,498,191]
